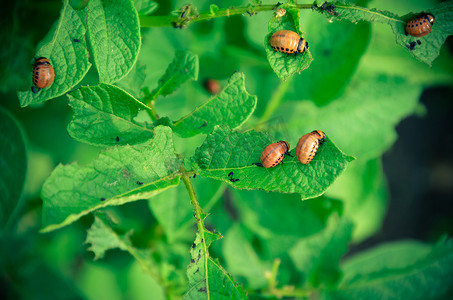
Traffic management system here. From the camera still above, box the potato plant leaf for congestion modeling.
[289,217,353,287]
[87,0,141,83]
[150,51,199,99]
[265,4,313,80]
[133,0,158,16]
[17,0,91,107]
[67,83,159,146]
[86,216,161,279]
[321,238,453,299]
[191,126,354,198]
[184,231,247,299]
[0,109,27,228]
[173,72,257,138]
[41,126,180,232]
[279,76,421,160]
[86,216,133,260]
[331,0,453,66]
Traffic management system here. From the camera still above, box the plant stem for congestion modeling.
[140,3,313,28]
[256,77,293,127]
[181,166,203,225]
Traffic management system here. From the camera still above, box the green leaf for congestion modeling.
[332,0,453,66]
[85,215,165,284]
[279,76,421,160]
[173,72,257,138]
[321,238,453,299]
[67,83,158,146]
[222,223,271,289]
[231,189,343,241]
[289,217,353,287]
[191,126,354,198]
[87,0,141,83]
[115,61,147,98]
[325,159,387,242]
[0,109,27,228]
[265,5,313,80]
[184,232,247,299]
[86,216,132,260]
[17,0,91,107]
[41,126,180,232]
[291,13,371,105]
[133,0,158,16]
[150,50,199,99]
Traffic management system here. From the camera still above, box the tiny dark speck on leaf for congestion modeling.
[192,243,196,248]
[116,136,120,142]
[136,181,143,185]
[228,172,234,177]
[198,287,207,293]
[190,258,195,263]
[73,38,80,43]
[100,197,106,201]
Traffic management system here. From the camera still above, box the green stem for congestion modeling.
[140,3,313,28]
[181,167,203,227]
[256,77,293,128]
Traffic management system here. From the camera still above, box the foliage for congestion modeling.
[1,0,453,299]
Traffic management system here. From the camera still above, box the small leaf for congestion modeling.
[0,109,27,228]
[332,0,453,66]
[321,238,453,299]
[184,232,247,299]
[289,217,353,287]
[86,216,132,260]
[133,0,158,16]
[41,126,180,232]
[173,72,257,138]
[265,4,313,80]
[67,83,157,146]
[87,0,141,83]
[191,126,354,198]
[17,0,91,107]
[151,51,199,99]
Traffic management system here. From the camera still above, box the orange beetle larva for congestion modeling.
[296,130,326,165]
[405,14,435,37]
[32,57,55,93]
[270,30,308,55]
[260,141,290,168]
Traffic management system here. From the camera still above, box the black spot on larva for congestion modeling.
[286,48,289,51]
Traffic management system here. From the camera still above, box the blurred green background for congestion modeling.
[1,0,453,299]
